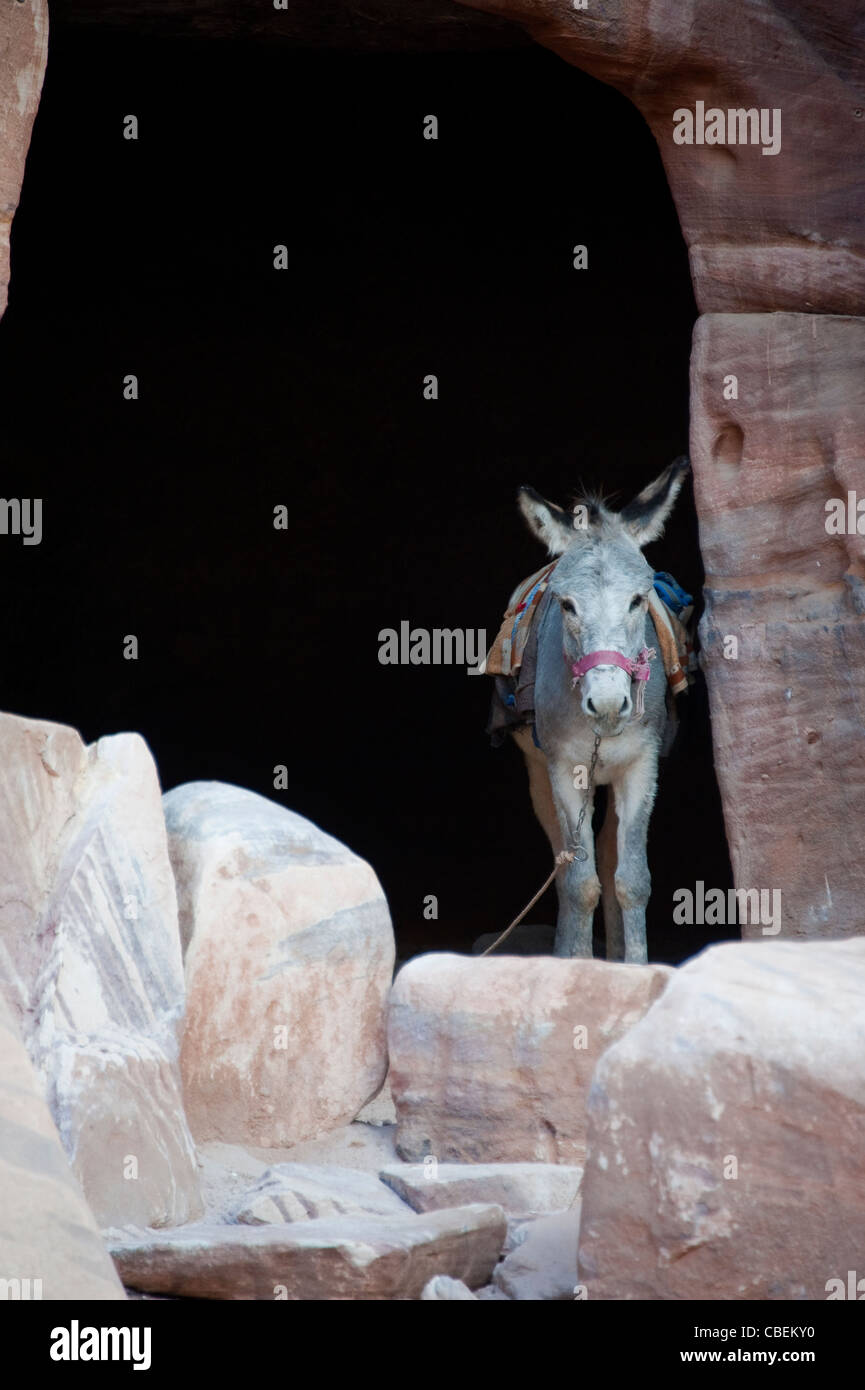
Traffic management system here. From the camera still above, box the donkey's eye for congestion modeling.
[561,598,578,616]
[630,594,644,611]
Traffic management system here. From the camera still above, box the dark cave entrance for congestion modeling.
[0,22,734,967]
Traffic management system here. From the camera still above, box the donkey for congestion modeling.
[511,457,689,964]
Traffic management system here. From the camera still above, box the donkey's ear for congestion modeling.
[619,456,689,547]
[517,485,575,556]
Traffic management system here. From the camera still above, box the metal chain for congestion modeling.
[567,732,602,862]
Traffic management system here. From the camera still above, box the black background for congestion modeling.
[0,25,733,963]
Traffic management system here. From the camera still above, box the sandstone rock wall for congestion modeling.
[0,1,48,319]
[693,314,865,937]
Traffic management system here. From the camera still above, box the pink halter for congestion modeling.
[570,646,657,717]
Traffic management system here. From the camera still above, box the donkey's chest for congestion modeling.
[555,724,650,785]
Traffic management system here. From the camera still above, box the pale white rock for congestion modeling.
[163,782,395,1146]
[493,1210,581,1301]
[109,1204,507,1300]
[579,938,865,1300]
[197,1125,401,1223]
[420,1275,477,1300]
[502,1219,532,1256]
[388,953,672,1163]
[196,1130,405,1228]
[0,989,126,1300]
[229,1164,410,1224]
[380,1162,582,1218]
[0,712,201,1229]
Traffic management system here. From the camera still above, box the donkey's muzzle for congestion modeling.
[586,693,632,720]
[571,644,656,731]
[580,668,633,735]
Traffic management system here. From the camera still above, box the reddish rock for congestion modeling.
[109,1204,507,1300]
[0,1,48,319]
[456,0,865,313]
[388,953,672,1164]
[578,938,865,1300]
[692,313,865,938]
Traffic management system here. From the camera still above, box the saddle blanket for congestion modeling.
[485,560,697,748]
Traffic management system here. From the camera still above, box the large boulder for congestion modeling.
[109,1204,507,1300]
[492,1209,581,1301]
[578,937,865,1299]
[0,990,125,1300]
[388,953,672,1164]
[0,712,202,1229]
[164,782,394,1146]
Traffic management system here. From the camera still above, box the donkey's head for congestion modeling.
[518,456,689,737]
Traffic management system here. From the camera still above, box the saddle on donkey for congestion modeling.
[485,561,696,755]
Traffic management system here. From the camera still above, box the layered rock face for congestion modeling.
[454,0,865,939]
[0,714,202,1229]
[578,938,865,1299]
[693,315,865,938]
[388,953,672,1163]
[164,782,394,1146]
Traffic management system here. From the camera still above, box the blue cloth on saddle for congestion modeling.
[653,571,692,618]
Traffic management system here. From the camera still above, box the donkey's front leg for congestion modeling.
[597,793,624,962]
[612,747,659,964]
[548,763,599,958]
